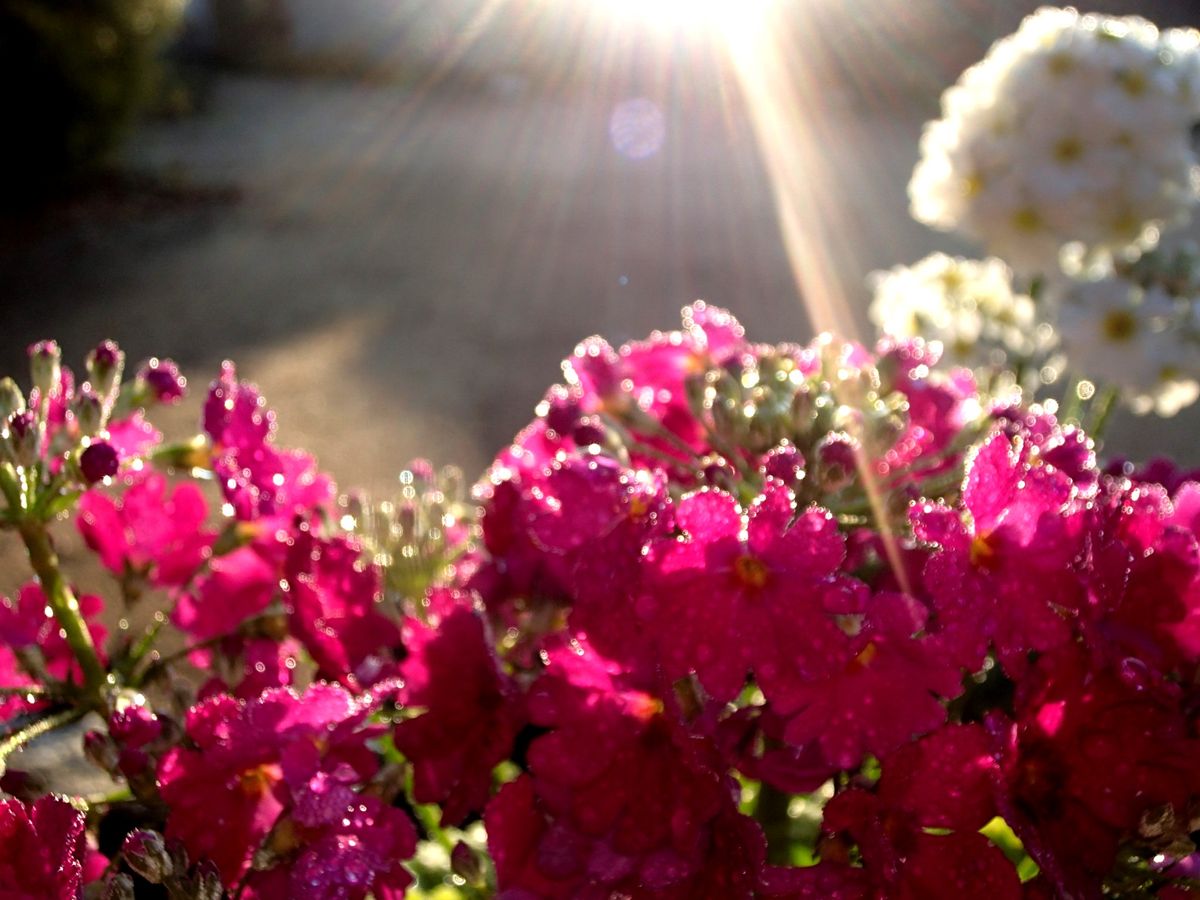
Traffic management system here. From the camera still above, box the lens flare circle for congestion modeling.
[609,98,666,160]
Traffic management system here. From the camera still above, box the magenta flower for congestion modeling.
[172,540,283,644]
[644,482,850,704]
[814,725,1019,899]
[244,793,415,899]
[159,684,398,889]
[524,454,670,659]
[875,336,979,483]
[105,412,162,463]
[997,647,1200,897]
[394,606,523,825]
[1106,456,1200,494]
[777,589,963,770]
[219,638,300,701]
[77,471,214,587]
[203,363,333,521]
[1074,478,1200,682]
[913,431,1083,673]
[137,357,187,403]
[488,640,762,897]
[0,584,107,685]
[489,777,766,900]
[472,470,572,634]
[283,529,400,685]
[0,795,89,899]
[0,646,36,721]
[561,303,748,461]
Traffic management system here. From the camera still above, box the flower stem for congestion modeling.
[754,782,793,866]
[0,685,51,699]
[1059,377,1083,425]
[1086,386,1119,443]
[17,520,106,708]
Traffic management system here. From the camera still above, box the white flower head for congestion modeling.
[869,253,1048,370]
[1056,276,1200,416]
[910,7,1200,275]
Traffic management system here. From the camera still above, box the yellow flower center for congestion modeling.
[734,554,770,589]
[1101,310,1138,343]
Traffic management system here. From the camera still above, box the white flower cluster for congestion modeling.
[869,253,1049,369]
[1055,270,1200,416]
[910,7,1200,275]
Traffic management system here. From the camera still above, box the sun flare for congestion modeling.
[598,0,778,36]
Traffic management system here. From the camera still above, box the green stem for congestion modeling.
[1086,386,1119,443]
[0,685,51,699]
[82,785,134,809]
[17,520,106,707]
[754,782,793,866]
[0,463,22,511]
[414,801,454,853]
[1059,377,1083,425]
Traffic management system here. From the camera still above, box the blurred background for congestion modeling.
[1,0,1198,499]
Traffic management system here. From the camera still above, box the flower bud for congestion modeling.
[27,340,60,401]
[80,441,119,484]
[816,431,859,494]
[451,840,484,885]
[192,860,224,900]
[700,454,735,487]
[83,730,120,774]
[684,371,709,418]
[117,747,153,780]
[102,873,135,900]
[0,378,25,420]
[109,704,163,748]
[86,340,125,406]
[538,384,582,438]
[72,385,105,436]
[759,441,806,487]
[6,410,40,467]
[122,829,174,883]
[136,357,186,404]
[571,417,607,448]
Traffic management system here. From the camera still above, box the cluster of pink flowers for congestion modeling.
[1,306,1199,898]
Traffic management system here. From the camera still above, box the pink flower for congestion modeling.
[0,795,89,899]
[0,584,107,685]
[0,646,36,721]
[561,303,748,463]
[997,648,1200,897]
[1076,478,1200,681]
[394,606,523,825]
[234,637,304,699]
[817,725,1020,900]
[487,640,763,897]
[172,540,283,644]
[524,454,670,660]
[913,431,1083,673]
[77,471,213,587]
[643,482,851,704]
[105,412,162,463]
[244,793,415,899]
[159,684,402,890]
[875,337,979,483]
[777,590,963,770]
[282,529,400,685]
[203,363,333,521]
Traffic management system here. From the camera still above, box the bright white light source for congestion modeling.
[600,0,776,35]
